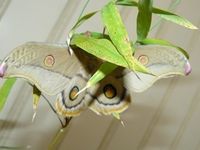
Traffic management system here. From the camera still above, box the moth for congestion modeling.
[0,42,191,117]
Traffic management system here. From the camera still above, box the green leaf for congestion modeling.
[78,31,110,40]
[32,85,41,122]
[139,38,189,58]
[101,1,132,53]
[71,34,128,67]
[116,0,197,30]
[115,0,138,6]
[112,112,121,120]
[71,11,98,32]
[0,78,16,111]
[101,1,150,74]
[152,8,198,29]
[87,62,118,88]
[32,85,41,110]
[137,0,153,41]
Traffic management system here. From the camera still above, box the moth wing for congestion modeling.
[55,75,91,117]
[3,42,85,95]
[87,75,130,115]
[123,45,191,92]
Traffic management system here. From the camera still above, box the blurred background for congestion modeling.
[0,0,199,149]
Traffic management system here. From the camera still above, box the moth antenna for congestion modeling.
[41,94,67,128]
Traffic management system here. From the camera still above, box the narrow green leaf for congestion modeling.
[78,31,110,40]
[0,78,16,111]
[112,112,121,120]
[137,0,153,41]
[71,11,98,32]
[32,85,41,122]
[101,1,150,74]
[32,85,41,110]
[87,62,118,87]
[139,38,189,58]
[140,38,173,45]
[101,2,132,53]
[71,34,128,67]
[116,1,197,30]
[152,8,198,29]
[115,0,138,6]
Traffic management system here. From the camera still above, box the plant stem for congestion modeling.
[48,117,72,150]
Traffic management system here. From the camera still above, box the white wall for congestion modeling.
[0,0,199,150]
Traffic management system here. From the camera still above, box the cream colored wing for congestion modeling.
[1,42,94,95]
[55,72,130,117]
[88,75,130,116]
[55,75,89,117]
[123,44,191,92]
